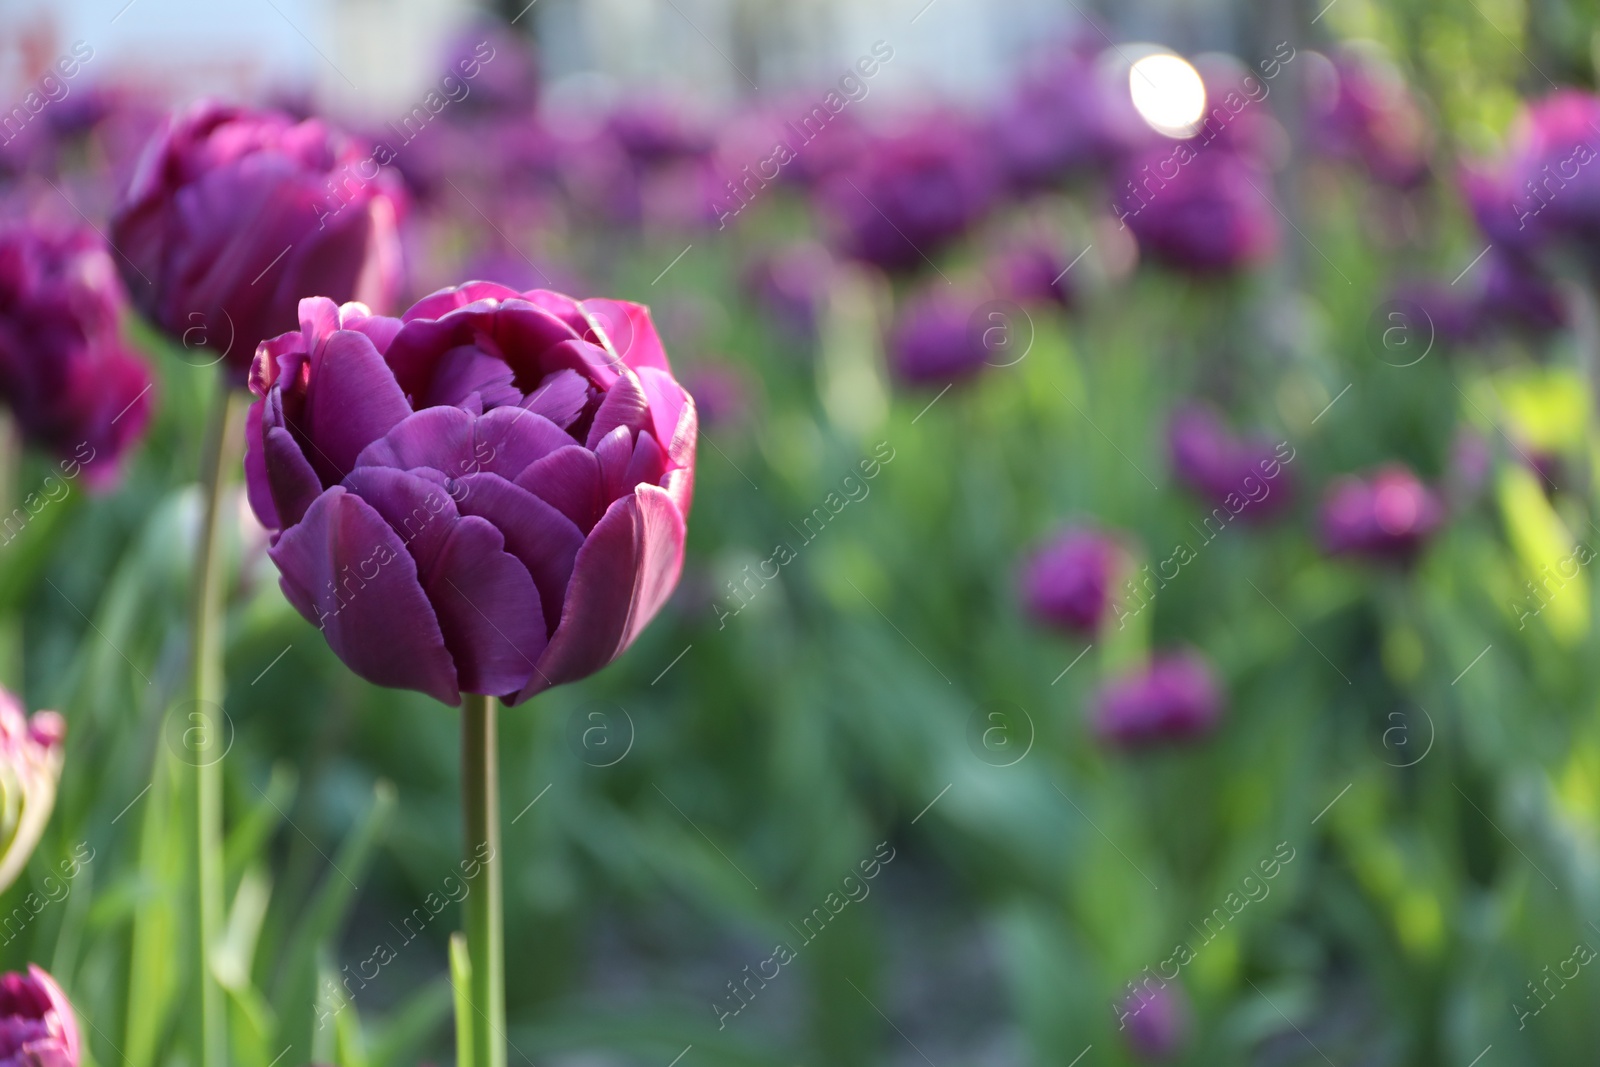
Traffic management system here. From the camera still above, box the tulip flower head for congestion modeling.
[1093,652,1222,748]
[0,965,79,1067]
[247,283,696,706]
[1319,463,1443,562]
[0,691,64,895]
[1019,526,1125,635]
[111,100,406,374]
[0,224,154,488]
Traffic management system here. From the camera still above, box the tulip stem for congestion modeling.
[191,374,242,1067]
[461,693,505,1067]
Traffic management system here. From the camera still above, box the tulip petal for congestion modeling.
[520,368,591,429]
[584,368,649,449]
[515,445,604,532]
[355,405,474,472]
[303,329,413,481]
[473,406,574,477]
[342,466,459,575]
[515,484,686,701]
[581,299,671,373]
[454,472,584,634]
[624,429,669,490]
[269,487,459,705]
[595,424,634,503]
[423,514,547,697]
[636,365,696,467]
[243,400,278,530]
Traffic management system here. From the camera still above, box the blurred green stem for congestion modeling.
[461,693,505,1067]
[192,374,243,1067]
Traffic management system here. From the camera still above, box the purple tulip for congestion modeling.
[819,115,996,272]
[0,224,154,487]
[110,101,406,374]
[887,286,1003,386]
[988,43,1136,190]
[1094,652,1222,748]
[444,22,538,116]
[1019,526,1125,634]
[1318,464,1443,562]
[984,239,1077,309]
[1309,49,1433,188]
[246,283,697,706]
[1477,249,1567,335]
[1114,141,1279,274]
[1118,983,1189,1061]
[1166,404,1293,521]
[1462,91,1600,262]
[0,965,78,1067]
[606,100,714,170]
[681,364,749,428]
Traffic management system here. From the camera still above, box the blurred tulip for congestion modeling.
[1309,48,1433,188]
[681,364,749,428]
[984,239,1076,309]
[1119,982,1189,1061]
[1319,463,1444,562]
[246,284,696,706]
[1462,90,1600,265]
[1019,526,1125,635]
[988,43,1136,190]
[1094,652,1222,747]
[0,692,64,895]
[819,115,996,272]
[887,286,999,385]
[110,101,406,374]
[1477,249,1568,335]
[1114,142,1279,273]
[0,964,79,1067]
[444,21,538,117]
[1166,404,1293,520]
[0,223,154,487]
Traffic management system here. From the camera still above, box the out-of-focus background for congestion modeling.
[7,0,1600,1064]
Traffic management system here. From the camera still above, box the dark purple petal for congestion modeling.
[422,515,547,697]
[515,445,605,532]
[454,472,584,634]
[269,487,459,704]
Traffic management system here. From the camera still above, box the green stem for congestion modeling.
[192,375,242,1067]
[462,693,505,1067]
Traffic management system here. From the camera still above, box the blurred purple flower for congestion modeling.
[1094,651,1222,748]
[1462,91,1600,263]
[445,22,538,116]
[1478,249,1567,335]
[0,965,78,1067]
[246,284,697,706]
[887,286,995,386]
[1019,526,1125,635]
[110,100,407,374]
[988,44,1137,190]
[1114,143,1279,274]
[984,239,1076,309]
[742,241,835,342]
[607,99,715,170]
[1319,463,1444,562]
[1310,48,1433,188]
[1166,404,1293,520]
[0,224,154,487]
[681,364,749,428]
[1119,982,1189,1061]
[819,115,996,272]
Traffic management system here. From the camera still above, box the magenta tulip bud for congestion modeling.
[110,101,406,374]
[1118,982,1190,1061]
[0,224,154,489]
[1319,464,1444,562]
[1094,652,1222,748]
[0,965,79,1067]
[246,283,696,706]
[1019,526,1125,635]
[984,240,1076,309]
[0,690,64,895]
